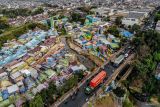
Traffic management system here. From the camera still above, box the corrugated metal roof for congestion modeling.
[7,84,19,94]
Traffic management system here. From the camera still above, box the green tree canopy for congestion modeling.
[107,26,119,37]
[153,52,160,62]
[0,16,9,29]
[31,7,44,16]
[155,13,160,22]
[131,24,141,33]
[113,87,125,97]
[29,95,44,107]
[115,16,123,26]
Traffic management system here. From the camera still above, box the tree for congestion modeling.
[133,59,148,78]
[123,98,133,107]
[47,82,57,96]
[126,25,160,101]
[29,95,44,107]
[158,96,160,103]
[0,16,9,29]
[107,26,119,37]
[131,24,140,33]
[1,8,31,18]
[103,16,110,22]
[154,52,160,62]
[39,89,48,104]
[154,13,160,22]
[142,76,157,95]
[31,7,44,16]
[75,71,84,82]
[131,37,142,48]
[113,87,125,98]
[143,30,160,52]
[71,12,82,22]
[48,11,57,17]
[77,6,92,14]
[115,16,123,26]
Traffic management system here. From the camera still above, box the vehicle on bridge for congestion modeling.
[85,70,107,94]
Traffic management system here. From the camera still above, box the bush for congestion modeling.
[107,26,120,37]
[158,96,160,103]
[123,98,133,107]
[113,87,125,98]
[31,7,44,16]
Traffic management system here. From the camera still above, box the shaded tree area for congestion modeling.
[0,8,31,18]
[106,26,120,37]
[0,16,9,30]
[70,6,96,25]
[0,16,10,35]
[31,7,44,16]
[129,24,141,33]
[29,95,44,107]
[115,16,123,26]
[57,76,78,96]
[48,11,57,17]
[126,29,160,102]
[154,11,160,22]
[158,96,160,103]
[43,3,59,8]
[123,98,134,107]
[77,6,94,15]
[113,87,125,98]
[0,22,49,49]
[70,12,86,25]
[143,30,160,52]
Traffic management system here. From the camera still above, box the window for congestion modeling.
[131,19,135,21]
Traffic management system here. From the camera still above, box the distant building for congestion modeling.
[122,11,146,26]
[91,8,118,17]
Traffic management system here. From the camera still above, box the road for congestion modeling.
[58,63,115,107]
[58,6,160,107]
[82,54,135,107]
[58,41,130,107]
[51,37,98,107]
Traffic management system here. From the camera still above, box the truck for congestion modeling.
[113,54,125,67]
[85,71,107,94]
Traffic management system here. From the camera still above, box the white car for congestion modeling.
[125,53,129,58]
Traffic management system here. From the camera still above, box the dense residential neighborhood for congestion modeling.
[0,0,160,107]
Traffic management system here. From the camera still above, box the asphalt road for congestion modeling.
[104,62,115,76]
[59,53,133,107]
[58,38,131,107]
[59,50,127,107]
[59,66,113,107]
[59,6,160,107]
